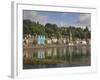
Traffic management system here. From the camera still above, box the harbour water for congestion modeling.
[23,45,90,69]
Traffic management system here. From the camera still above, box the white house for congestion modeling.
[68,42,74,46]
[62,38,66,44]
[75,39,81,44]
[52,38,58,43]
[81,40,87,45]
[46,39,52,44]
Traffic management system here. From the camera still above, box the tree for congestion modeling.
[84,27,91,39]
[23,20,91,40]
[45,23,58,38]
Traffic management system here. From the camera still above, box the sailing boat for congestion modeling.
[68,31,74,46]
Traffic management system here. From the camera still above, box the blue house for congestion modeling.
[37,35,45,45]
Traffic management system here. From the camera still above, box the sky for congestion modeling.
[23,10,91,28]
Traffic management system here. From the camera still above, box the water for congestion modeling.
[23,45,90,69]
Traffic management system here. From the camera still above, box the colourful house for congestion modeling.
[37,35,45,45]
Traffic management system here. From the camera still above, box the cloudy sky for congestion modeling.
[23,10,91,27]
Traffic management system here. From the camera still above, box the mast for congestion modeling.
[70,31,72,41]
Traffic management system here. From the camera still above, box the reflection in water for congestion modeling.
[37,50,45,59]
[46,48,52,56]
[23,46,90,69]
